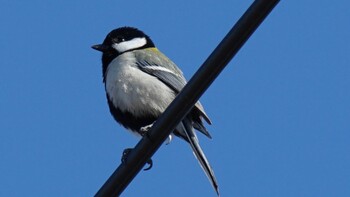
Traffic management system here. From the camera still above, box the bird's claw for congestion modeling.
[121,148,153,171]
[165,134,173,145]
[121,148,133,163]
[140,123,153,136]
[143,158,153,171]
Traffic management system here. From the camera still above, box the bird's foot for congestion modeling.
[140,123,173,145]
[140,123,154,136]
[143,158,153,171]
[121,148,153,171]
[121,148,133,163]
[165,134,173,145]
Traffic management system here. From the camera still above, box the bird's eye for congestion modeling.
[113,36,125,43]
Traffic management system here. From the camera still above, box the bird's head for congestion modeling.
[92,27,155,56]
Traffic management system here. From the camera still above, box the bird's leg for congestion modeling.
[139,123,154,170]
[121,148,153,171]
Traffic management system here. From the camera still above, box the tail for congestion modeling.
[181,118,219,196]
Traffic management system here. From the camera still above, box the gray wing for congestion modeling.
[136,60,186,93]
[134,48,212,125]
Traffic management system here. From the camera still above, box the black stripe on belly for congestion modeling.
[107,96,158,133]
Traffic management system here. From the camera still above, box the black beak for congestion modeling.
[91,44,109,52]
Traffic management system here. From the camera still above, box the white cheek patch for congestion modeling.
[112,37,147,53]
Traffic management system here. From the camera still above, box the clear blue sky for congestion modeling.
[1,1,349,196]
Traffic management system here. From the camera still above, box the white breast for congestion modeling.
[105,52,176,117]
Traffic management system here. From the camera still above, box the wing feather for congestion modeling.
[134,48,212,134]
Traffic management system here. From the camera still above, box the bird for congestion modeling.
[92,26,219,195]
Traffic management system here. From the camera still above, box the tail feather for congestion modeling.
[181,119,219,196]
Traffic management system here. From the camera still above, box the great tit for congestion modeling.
[92,27,219,195]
